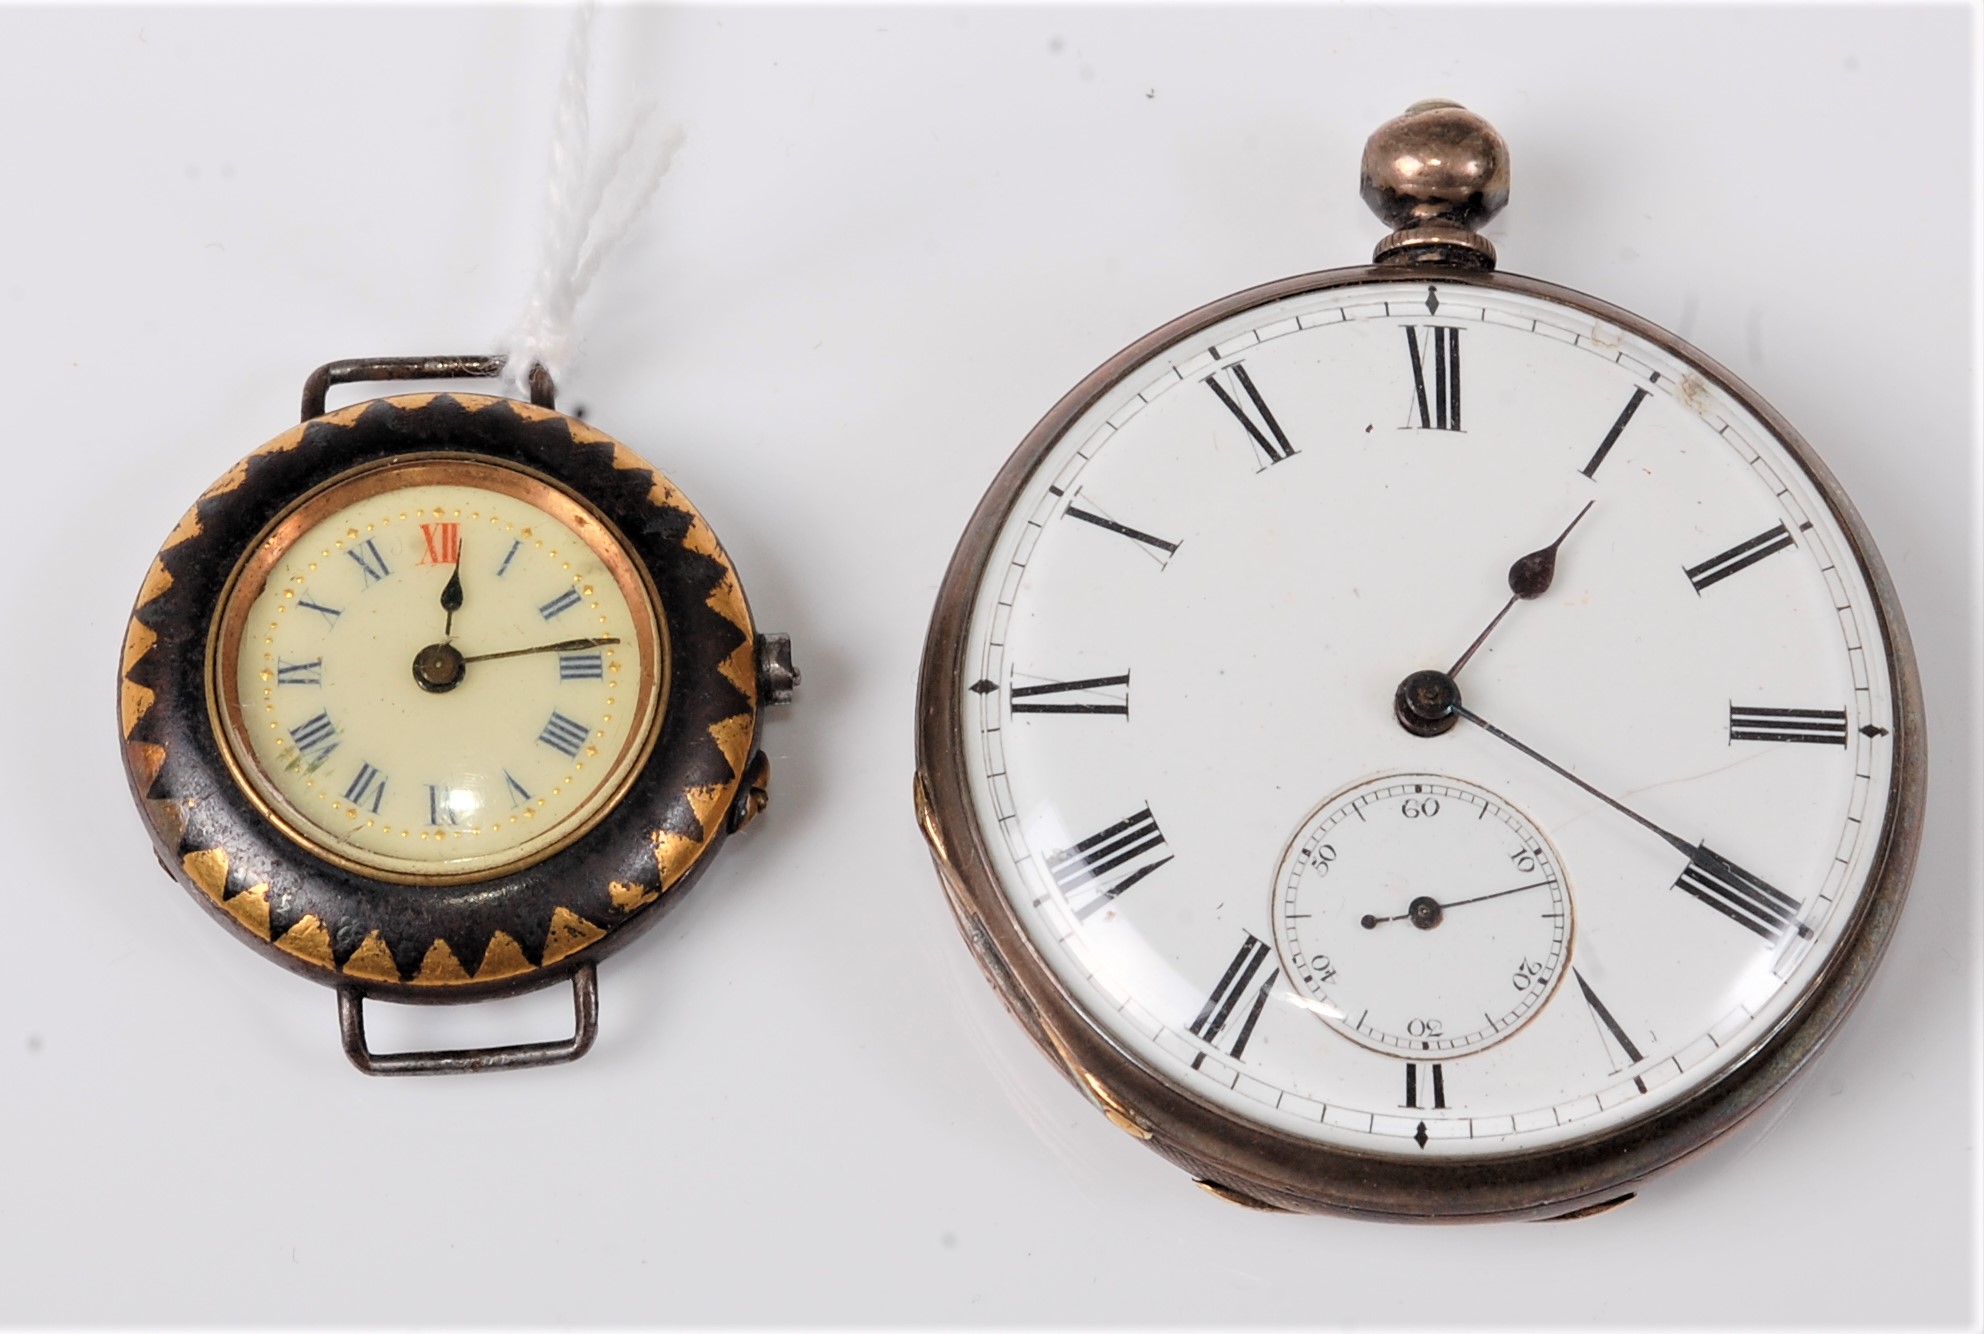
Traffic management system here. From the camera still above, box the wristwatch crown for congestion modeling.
[756,632,800,706]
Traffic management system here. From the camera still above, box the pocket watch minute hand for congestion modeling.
[459,636,621,665]
[1448,700,1692,859]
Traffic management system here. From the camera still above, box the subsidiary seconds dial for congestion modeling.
[1273,775,1569,1057]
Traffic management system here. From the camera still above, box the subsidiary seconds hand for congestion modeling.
[1359,878,1557,929]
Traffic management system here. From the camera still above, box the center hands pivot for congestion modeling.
[412,550,622,692]
[413,635,623,694]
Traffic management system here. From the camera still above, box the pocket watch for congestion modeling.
[119,355,797,1074]
[913,102,1924,1219]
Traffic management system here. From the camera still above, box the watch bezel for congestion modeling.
[121,392,761,1003]
[914,264,1927,1220]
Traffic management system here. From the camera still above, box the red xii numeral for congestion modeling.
[420,522,461,566]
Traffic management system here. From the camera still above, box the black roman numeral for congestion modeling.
[1728,704,1848,746]
[1685,523,1794,593]
[1582,387,1648,478]
[1573,969,1648,1093]
[1405,326,1462,431]
[346,539,391,585]
[276,658,322,686]
[1404,1061,1447,1109]
[286,711,339,768]
[559,652,605,680]
[1189,931,1277,1066]
[1009,673,1130,716]
[1675,844,1805,942]
[342,762,387,814]
[537,710,591,758]
[1204,362,1296,467]
[1043,806,1172,921]
[539,588,583,620]
[1063,491,1181,565]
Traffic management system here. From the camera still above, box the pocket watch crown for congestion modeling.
[1361,100,1509,269]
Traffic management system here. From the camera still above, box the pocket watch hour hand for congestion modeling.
[1508,500,1594,601]
[458,636,621,665]
[1448,501,1596,678]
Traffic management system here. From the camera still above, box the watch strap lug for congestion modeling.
[725,750,772,834]
[337,963,598,1075]
[300,354,557,422]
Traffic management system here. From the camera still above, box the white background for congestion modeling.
[0,3,1975,1327]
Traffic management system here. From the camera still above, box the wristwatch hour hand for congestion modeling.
[439,552,464,639]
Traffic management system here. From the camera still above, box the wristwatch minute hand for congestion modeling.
[459,636,621,665]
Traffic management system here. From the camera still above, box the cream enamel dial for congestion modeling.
[945,275,1903,1160]
[211,456,666,882]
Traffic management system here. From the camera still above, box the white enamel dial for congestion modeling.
[955,276,1898,1157]
[1271,773,1570,1058]
[213,457,665,882]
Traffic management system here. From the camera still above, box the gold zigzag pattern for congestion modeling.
[131,394,754,990]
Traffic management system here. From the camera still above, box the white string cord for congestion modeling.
[499,2,685,398]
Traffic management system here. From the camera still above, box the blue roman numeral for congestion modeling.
[276,658,323,686]
[296,595,342,627]
[287,711,339,769]
[539,588,583,620]
[427,784,462,826]
[347,539,391,585]
[342,763,387,814]
[559,652,605,680]
[537,711,591,758]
